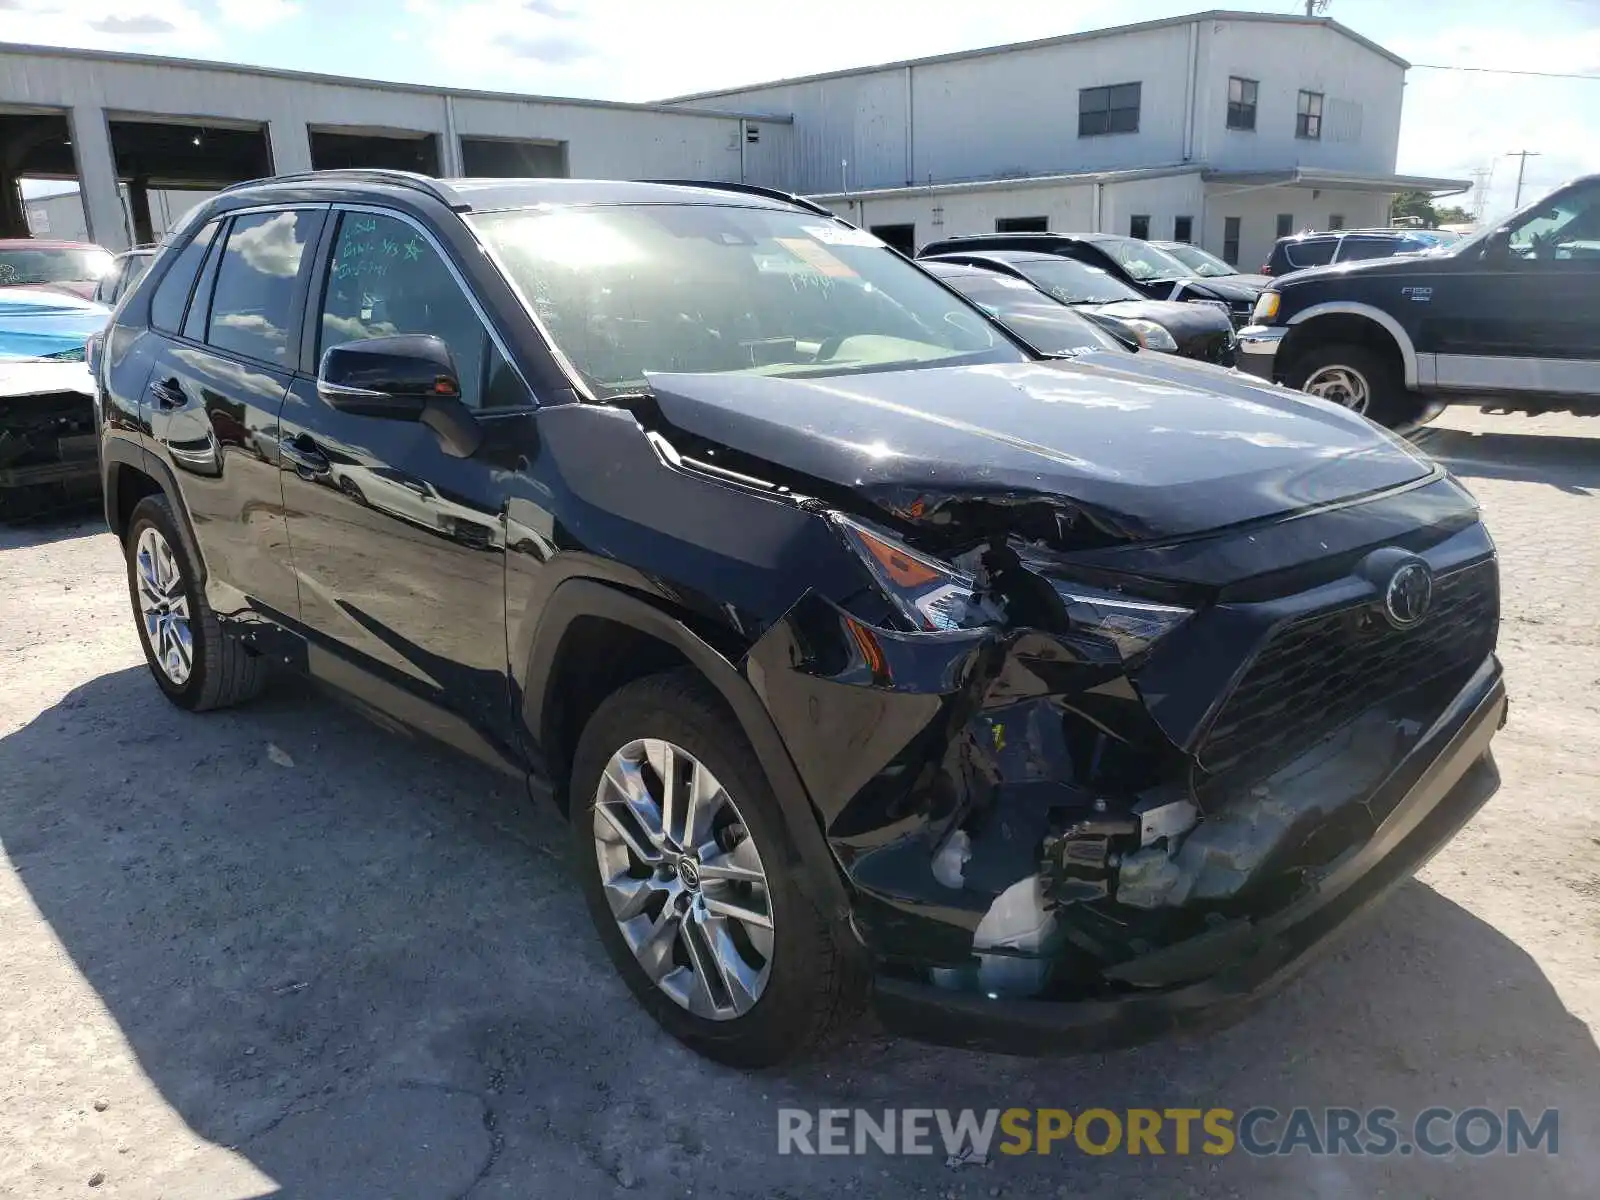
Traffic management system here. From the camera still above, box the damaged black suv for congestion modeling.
[95,171,1506,1067]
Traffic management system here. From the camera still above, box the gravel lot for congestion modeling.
[1,406,1597,1199]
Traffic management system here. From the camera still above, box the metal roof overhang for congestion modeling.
[1202,168,1472,196]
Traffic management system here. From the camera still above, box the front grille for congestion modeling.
[1197,559,1498,778]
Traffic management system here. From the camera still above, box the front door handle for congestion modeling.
[280,434,331,479]
[149,378,185,410]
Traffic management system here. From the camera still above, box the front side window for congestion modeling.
[149,221,219,333]
[1079,83,1141,137]
[1163,243,1233,277]
[206,210,316,364]
[1010,257,1145,305]
[1503,179,1600,265]
[1296,90,1323,140]
[471,204,1021,399]
[318,211,517,409]
[1227,77,1258,131]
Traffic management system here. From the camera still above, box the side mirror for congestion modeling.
[318,334,482,458]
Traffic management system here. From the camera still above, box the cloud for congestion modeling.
[0,0,216,50]
[522,0,575,17]
[214,0,300,31]
[88,14,177,34]
[493,30,592,64]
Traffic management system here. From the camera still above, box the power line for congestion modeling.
[1411,63,1600,82]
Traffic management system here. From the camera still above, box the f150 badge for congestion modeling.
[1401,287,1434,302]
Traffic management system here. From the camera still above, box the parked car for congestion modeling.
[93,246,159,307]
[1261,228,1445,277]
[1151,240,1271,290]
[1239,173,1600,426]
[0,286,111,518]
[913,259,1137,356]
[0,238,115,300]
[921,251,1237,364]
[98,170,1505,1066]
[919,231,1264,325]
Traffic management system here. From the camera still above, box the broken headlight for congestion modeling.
[830,513,1192,658]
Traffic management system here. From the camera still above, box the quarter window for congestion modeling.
[206,210,316,364]
[1284,238,1337,268]
[1227,77,1258,131]
[149,220,219,333]
[1079,83,1141,137]
[1296,90,1324,140]
[317,211,513,410]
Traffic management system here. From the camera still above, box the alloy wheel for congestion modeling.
[135,526,194,686]
[592,737,774,1020]
[1301,363,1372,414]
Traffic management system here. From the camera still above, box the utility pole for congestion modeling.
[1508,150,1541,209]
[1304,0,1330,15]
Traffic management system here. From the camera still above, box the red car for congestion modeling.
[0,238,116,300]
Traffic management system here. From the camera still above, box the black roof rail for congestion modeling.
[218,169,460,205]
[638,179,838,219]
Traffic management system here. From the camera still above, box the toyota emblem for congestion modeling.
[1384,562,1433,629]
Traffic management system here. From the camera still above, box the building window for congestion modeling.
[1226,77,1258,131]
[870,223,916,255]
[1223,216,1242,266]
[995,216,1049,233]
[1328,213,1345,230]
[1129,214,1151,239]
[1276,213,1294,238]
[1173,215,1193,242]
[1079,82,1141,137]
[1297,90,1323,140]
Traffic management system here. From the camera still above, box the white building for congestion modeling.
[1,9,1464,268]
[670,9,1467,271]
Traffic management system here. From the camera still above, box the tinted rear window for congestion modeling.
[1338,236,1405,262]
[1283,238,1336,268]
[205,210,316,364]
[148,222,219,332]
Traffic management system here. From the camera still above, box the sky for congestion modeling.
[6,0,1599,221]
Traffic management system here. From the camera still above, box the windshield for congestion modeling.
[1091,237,1196,282]
[470,205,1024,398]
[931,270,1124,356]
[0,247,113,287]
[1160,244,1235,277]
[1006,256,1144,304]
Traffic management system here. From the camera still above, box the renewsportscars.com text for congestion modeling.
[777,1107,1559,1158]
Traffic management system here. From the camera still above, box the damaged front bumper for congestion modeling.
[745,574,1505,1055]
[0,363,99,511]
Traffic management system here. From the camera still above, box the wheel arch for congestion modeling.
[101,440,210,584]
[521,578,852,921]
[1284,302,1418,389]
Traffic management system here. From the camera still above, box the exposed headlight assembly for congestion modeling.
[830,514,1192,659]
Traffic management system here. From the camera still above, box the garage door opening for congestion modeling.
[460,137,566,178]
[109,118,272,245]
[1,110,86,240]
[310,129,440,176]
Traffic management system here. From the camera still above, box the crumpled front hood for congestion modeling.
[644,359,1435,543]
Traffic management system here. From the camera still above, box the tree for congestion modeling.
[1388,191,1473,229]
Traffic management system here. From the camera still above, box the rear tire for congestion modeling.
[1285,341,1422,428]
[125,494,267,711]
[569,668,864,1067]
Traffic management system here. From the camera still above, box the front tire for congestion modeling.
[570,669,863,1067]
[1285,341,1421,428]
[125,494,267,711]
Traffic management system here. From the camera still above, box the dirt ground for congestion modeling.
[1,406,1596,1199]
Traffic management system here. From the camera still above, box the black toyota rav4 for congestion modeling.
[95,171,1506,1067]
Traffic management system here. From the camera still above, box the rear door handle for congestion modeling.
[148,378,186,410]
[280,435,331,479]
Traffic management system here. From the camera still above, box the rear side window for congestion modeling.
[1284,238,1336,268]
[148,221,219,332]
[206,210,317,365]
[1337,236,1402,262]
